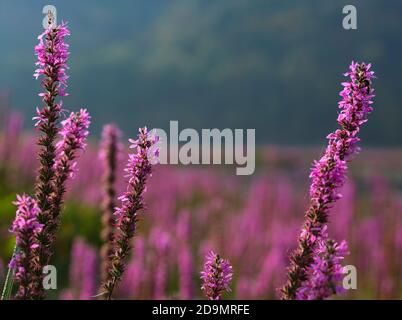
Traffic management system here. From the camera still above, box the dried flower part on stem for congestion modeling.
[9,195,43,299]
[282,62,375,300]
[200,251,233,300]
[102,127,159,299]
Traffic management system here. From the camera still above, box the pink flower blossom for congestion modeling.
[200,251,233,300]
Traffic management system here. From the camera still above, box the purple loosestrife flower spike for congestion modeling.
[99,124,122,283]
[282,62,375,300]
[32,22,70,296]
[9,195,43,300]
[200,251,233,300]
[51,108,91,220]
[102,127,159,299]
[297,235,349,300]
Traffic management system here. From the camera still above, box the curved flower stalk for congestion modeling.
[281,62,375,300]
[32,22,70,284]
[9,195,43,299]
[297,235,349,300]
[102,127,159,299]
[99,124,122,283]
[200,251,233,300]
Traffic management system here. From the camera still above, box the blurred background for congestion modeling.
[1,0,402,145]
[0,0,402,299]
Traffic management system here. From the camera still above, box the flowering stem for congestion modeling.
[281,62,375,300]
[8,195,43,299]
[296,236,349,300]
[101,127,158,300]
[32,23,70,297]
[51,109,91,226]
[200,251,233,300]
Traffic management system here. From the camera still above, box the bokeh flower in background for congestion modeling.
[200,251,233,300]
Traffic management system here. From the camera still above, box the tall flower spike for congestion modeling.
[296,235,349,300]
[281,62,375,300]
[200,251,233,300]
[99,124,122,283]
[51,108,91,222]
[102,127,159,299]
[9,195,43,300]
[32,22,70,296]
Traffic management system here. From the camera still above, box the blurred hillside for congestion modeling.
[0,0,401,145]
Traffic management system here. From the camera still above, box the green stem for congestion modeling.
[1,245,16,300]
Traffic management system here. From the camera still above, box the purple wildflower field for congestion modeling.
[1,16,402,301]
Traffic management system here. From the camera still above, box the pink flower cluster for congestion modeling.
[9,195,43,299]
[34,22,70,96]
[309,62,375,229]
[297,231,349,300]
[55,109,91,178]
[200,251,233,300]
[115,127,159,221]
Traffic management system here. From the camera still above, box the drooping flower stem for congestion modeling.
[99,124,122,283]
[281,62,375,300]
[101,127,159,299]
[200,251,233,300]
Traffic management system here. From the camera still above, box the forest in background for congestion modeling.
[1,0,401,145]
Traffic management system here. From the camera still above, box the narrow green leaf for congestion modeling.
[1,245,17,300]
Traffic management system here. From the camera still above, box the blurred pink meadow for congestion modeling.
[1,108,401,299]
